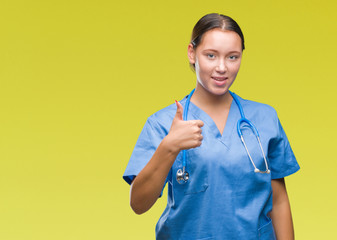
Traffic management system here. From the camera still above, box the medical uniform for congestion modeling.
[123,92,300,240]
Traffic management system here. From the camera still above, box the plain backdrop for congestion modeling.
[0,0,336,239]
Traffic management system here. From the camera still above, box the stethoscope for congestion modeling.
[176,89,270,184]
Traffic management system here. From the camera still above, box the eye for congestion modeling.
[207,54,215,59]
[228,55,239,60]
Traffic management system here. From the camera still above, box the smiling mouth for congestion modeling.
[211,76,228,81]
[211,76,228,86]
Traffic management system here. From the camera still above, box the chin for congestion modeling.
[209,87,230,96]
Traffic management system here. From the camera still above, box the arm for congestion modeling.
[130,137,179,214]
[130,101,204,214]
[270,178,295,240]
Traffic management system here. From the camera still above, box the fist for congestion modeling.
[166,100,204,151]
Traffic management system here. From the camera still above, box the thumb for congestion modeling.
[174,100,183,121]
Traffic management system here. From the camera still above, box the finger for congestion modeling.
[194,137,203,148]
[187,120,204,127]
[174,100,183,121]
[195,120,204,127]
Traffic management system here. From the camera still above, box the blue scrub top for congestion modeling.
[123,93,300,240]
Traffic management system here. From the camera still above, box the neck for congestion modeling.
[190,85,233,111]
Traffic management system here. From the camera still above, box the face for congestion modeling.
[188,28,243,96]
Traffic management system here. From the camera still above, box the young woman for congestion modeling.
[123,13,300,240]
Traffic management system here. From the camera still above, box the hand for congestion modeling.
[166,100,204,152]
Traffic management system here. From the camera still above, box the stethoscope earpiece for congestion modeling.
[254,168,271,174]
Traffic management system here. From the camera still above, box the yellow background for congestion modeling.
[0,0,336,239]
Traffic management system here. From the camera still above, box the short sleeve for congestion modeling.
[268,117,300,179]
[123,116,168,192]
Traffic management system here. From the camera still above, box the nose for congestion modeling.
[216,59,227,73]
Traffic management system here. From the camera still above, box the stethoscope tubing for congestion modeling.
[231,92,270,174]
[182,88,195,171]
[176,89,270,184]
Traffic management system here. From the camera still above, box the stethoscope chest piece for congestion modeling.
[176,168,189,184]
[175,89,271,184]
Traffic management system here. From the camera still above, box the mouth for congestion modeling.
[211,76,228,86]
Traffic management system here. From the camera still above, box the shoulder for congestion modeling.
[234,93,278,119]
[141,95,188,135]
[145,100,182,133]
[149,103,176,123]
[147,103,175,125]
[233,93,283,140]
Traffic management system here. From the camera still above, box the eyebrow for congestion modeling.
[202,49,241,54]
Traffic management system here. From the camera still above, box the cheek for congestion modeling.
[195,60,201,73]
[197,59,214,74]
[230,62,242,74]
[194,61,202,81]
[195,60,211,84]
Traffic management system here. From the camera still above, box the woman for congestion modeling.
[123,13,300,239]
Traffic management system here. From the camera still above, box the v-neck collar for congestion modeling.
[181,95,241,148]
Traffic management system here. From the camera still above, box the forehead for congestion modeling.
[197,29,242,52]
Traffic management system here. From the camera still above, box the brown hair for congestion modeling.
[190,13,245,69]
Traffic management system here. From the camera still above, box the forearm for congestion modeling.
[270,178,294,240]
[130,101,204,214]
[130,136,179,214]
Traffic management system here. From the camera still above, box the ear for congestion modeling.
[187,43,196,64]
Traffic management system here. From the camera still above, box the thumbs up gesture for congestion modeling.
[166,100,204,152]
